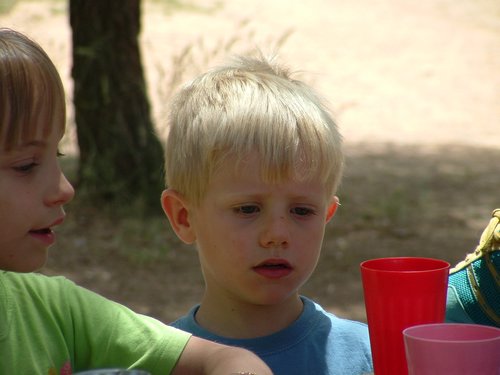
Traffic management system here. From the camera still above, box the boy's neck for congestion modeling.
[195,293,304,339]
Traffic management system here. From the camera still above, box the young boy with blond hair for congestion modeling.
[162,54,373,374]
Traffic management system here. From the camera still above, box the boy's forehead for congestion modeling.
[1,125,64,151]
[213,150,318,182]
[215,150,261,170]
[206,153,332,203]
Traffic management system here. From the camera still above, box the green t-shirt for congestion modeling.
[0,271,190,374]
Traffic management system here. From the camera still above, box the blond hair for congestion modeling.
[0,28,65,151]
[165,55,344,205]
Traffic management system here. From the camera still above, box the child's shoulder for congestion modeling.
[302,296,372,366]
[1,270,73,285]
[1,271,79,300]
[303,296,369,333]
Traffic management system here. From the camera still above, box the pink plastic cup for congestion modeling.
[360,257,450,375]
[404,323,500,375]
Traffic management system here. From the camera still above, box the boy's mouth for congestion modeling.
[30,228,52,234]
[29,227,56,246]
[258,263,290,269]
[253,259,293,279]
[30,217,64,235]
[28,217,63,246]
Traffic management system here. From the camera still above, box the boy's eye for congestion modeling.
[234,205,260,215]
[291,207,315,216]
[14,162,38,173]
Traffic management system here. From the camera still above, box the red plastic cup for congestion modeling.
[360,257,450,375]
[403,323,500,375]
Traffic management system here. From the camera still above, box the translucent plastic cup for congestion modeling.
[360,257,450,375]
[404,323,500,375]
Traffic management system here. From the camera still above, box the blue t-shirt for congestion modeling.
[171,296,373,375]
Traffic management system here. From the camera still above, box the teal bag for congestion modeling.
[446,209,500,327]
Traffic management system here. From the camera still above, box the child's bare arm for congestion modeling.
[171,335,272,375]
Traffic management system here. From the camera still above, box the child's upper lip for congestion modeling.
[31,216,65,232]
[51,217,65,227]
[254,258,292,269]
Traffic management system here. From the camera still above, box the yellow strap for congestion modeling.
[450,209,500,274]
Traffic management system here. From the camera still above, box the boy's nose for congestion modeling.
[259,215,290,249]
[47,172,75,207]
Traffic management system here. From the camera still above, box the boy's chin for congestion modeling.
[4,250,49,273]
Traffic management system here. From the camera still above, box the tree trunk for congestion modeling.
[70,0,164,212]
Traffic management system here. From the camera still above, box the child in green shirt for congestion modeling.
[0,27,272,375]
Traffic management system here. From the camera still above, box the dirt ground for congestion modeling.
[1,0,499,323]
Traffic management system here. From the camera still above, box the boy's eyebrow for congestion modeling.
[2,140,48,154]
[18,140,48,148]
[224,190,321,201]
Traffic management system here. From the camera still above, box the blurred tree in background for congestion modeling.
[69,0,164,213]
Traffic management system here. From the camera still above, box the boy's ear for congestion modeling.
[161,189,196,244]
[326,196,340,223]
